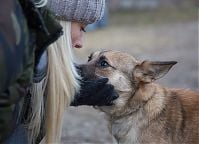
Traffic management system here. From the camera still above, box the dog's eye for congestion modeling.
[100,60,109,68]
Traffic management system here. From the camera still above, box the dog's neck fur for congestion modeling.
[107,83,167,143]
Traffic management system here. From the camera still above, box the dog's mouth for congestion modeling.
[94,105,114,113]
[93,97,119,114]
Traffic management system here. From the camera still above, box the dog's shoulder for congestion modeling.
[171,89,199,120]
[171,89,199,106]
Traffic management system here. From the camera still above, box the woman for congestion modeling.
[31,0,118,143]
[1,0,118,143]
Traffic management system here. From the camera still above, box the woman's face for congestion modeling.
[71,22,86,48]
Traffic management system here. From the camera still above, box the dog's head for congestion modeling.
[78,50,177,116]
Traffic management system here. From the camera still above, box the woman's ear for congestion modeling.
[133,60,177,83]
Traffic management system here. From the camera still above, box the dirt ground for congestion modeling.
[61,10,198,143]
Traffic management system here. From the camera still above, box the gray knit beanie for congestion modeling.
[47,0,105,25]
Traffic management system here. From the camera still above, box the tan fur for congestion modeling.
[79,50,199,144]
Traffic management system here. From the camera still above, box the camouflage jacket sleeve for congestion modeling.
[0,0,34,142]
[0,0,33,94]
[0,0,63,142]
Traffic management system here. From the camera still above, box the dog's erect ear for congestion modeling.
[133,61,177,83]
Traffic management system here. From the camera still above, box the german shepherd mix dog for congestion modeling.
[78,50,199,144]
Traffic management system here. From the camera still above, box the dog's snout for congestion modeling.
[75,65,82,72]
[75,64,84,77]
[76,64,98,81]
[76,64,91,80]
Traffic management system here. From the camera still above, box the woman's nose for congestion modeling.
[71,22,85,48]
[73,40,83,48]
[73,36,83,48]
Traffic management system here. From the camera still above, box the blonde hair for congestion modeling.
[28,21,80,143]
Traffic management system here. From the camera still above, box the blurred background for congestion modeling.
[62,0,198,143]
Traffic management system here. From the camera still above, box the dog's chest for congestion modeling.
[111,118,137,143]
[110,111,146,144]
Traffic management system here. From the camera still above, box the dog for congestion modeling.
[79,50,199,144]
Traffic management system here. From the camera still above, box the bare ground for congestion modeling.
[61,19,198,144]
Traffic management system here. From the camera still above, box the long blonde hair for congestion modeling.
[28,21,80,143]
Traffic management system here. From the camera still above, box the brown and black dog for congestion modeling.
[79,50,199,144]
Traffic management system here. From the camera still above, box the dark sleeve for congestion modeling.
[0,0,32,93]
[0,0,34,142]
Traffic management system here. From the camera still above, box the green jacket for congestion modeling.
[0,0,63,142]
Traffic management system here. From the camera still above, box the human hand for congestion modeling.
[71,78,118,106]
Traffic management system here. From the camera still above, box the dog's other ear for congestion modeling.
[133,61,177,83]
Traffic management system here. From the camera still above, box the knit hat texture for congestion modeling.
[47,0,105,25]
